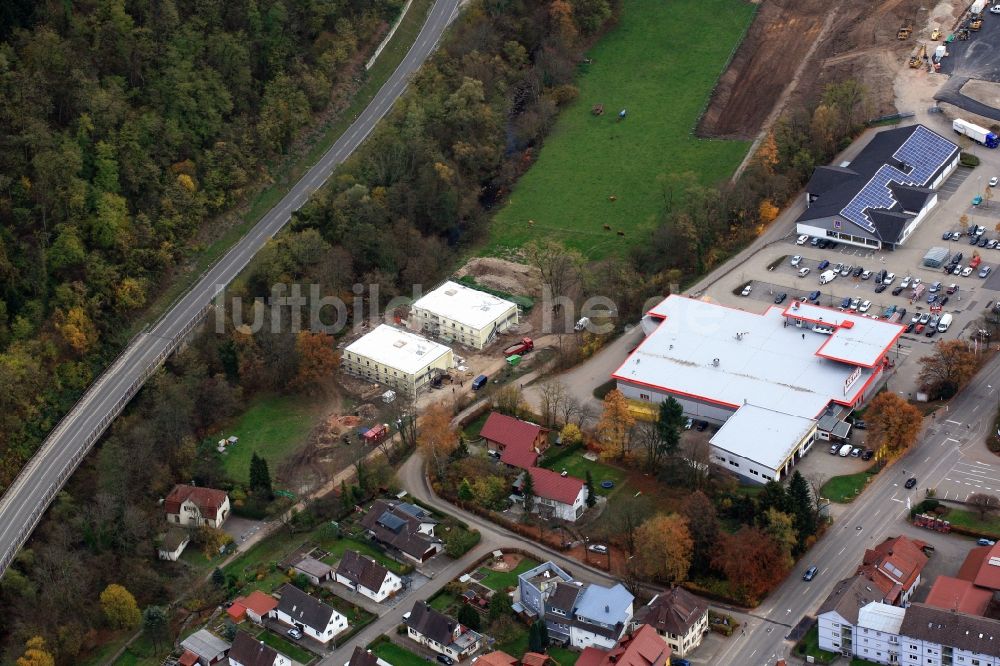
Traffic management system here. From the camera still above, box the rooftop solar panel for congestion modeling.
[838,126,957,237]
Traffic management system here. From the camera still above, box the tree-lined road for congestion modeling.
[715,353,1000,666]
[0,0,463,578]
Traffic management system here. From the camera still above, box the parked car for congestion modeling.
[915,323,926,334]
[947,284,959,295]
[883,271,895,284]
[875,284,887,293]
[942,231,954,240]
[982,266,993,278]
[853,419,867,430]
[928,294,938,305]
[980,237,990,248]
[695,420,708,431]
[808,290,821,302]
[287,628,303,640]
[829,444,840,454]
[979,538,997,546]
[587,544,609,554]
[810,237,820,246]
[850,447,862,457]
[774,292,787,304]
[900,276,912,288]
[840,264,852,276]
[954,252,964,264]
[905,477,917,489]
[990,239,1000,250]
[741,284,753,297]
[891,286,904,296]
[911,312,921,323]
[684,418,693,430]
[993,178,1000,188]
[859,300,872,312]
[472,374,488,391]
[790,255,802,266]
[853,266,865,277]
[904,322,915,334]
[798,267,811,277]
[962,266,974,277]
[930,281,943,292]
[796,234,809,245]
[862,449,874,461]
[840,296,852,309]
[832,262,843,273]
[850,297,861,310]
[437,656,455,666]
[818,259,830,270]
[939,296,950,307]
[803,566,818,581]
[861,270,873,280]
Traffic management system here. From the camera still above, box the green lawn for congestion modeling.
[547,647,579,666]
[794,625,837,665]
[429,591,458,612]
[224,527,306,595]
[371,641,429,666]
[497,627,530,657]
[218,394,325,483]
[940,506,1000,536]
[821,469,875,503]
[485,0,754,259]
[258,629,315,664]
[318,536,408,574]
[542,453,627,496]
[477,557,539,591]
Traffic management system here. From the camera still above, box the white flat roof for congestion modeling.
[345,324,452,374]
[613,295,890,419]
[710,405,817,471]
[858,601,905,634]
[411,281,516,331]
[782,301,903,368]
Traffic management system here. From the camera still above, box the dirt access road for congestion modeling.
[699,0,938,140]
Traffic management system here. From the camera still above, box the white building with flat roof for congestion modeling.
[343,324,454,396]
[411,281,518,349]
[613,295,902,483]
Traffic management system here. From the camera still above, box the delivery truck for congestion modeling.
[953,118,999,148]
[937,313,953,333]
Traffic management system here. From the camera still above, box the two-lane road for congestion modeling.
[714,353,1000,666]
[0,0,463,578]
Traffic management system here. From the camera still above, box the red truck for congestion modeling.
[503,337,534,356]
[971,254,983,269]
[363,424,389,444]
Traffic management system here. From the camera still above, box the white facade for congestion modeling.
[410,281,519,349]
[343,325,454,396]
[899,638,1000,666]
[274,607,348,644]
[334,569,402,603]
[157,534,189,561]
[230,651,290,666]
[406,625,482,659]
[167,496,231,529]
[539,486,587,522]
[649,610,709,658]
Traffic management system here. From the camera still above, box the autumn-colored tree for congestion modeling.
[681,491,719,577]
[758,199,779,225]
[16,636,54,666]
[634,514,693,583]
[55,307,98,354]
[493,384,525,418]
[471,476,510,511]
[713,527,790,605]
[560,423,583,446]
[100,584,141,629]
[866,392,923,454]
[419,402,459,480]
[197,525,232,560]
[763,508,797,568]
[549,0,579,46]
[292,330,339,395]
[754,132,779,174]
[919,340,979,400]
[596,389,635,460]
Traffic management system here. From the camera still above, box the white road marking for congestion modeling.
[946,419,962,425]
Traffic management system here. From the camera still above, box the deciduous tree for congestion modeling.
[681,491,719,576]
[919,340,979,400]
[457,604,481,631]
[634,514,693,583]
[197,525,231,560]
[596,389,634,461]
[866,392,923,454]
[969,493,1000,520]
[418,403,458,480]
[142,606,169,652]
[16,636,54,666]
[713,527,790,605]
[292,331,339,395]
[763,508,797,568]
[100,584,141,629]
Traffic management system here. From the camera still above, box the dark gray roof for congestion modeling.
[634,588,709,636]
[406,601,458,645]
[229,631,281,666]
[360,500,440,559]
[348,646,380,666]
[160,527,190,552]
[548,583,581,614]
[900,603,1000,656]
[276,584,335,632]
[817,576,886,625]
[337,550,392,592]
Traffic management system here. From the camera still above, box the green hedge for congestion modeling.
[960,152,980,167]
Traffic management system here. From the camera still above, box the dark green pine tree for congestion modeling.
[249,451,273,499]
[528,620,542,652]
[788,470,817,545]
[585,470,597,508]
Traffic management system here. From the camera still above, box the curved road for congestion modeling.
[0,0,462,578]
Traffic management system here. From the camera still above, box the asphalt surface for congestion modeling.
[712,353,1000,666]
[0,0,463,578]
[314,452,628,666]
[935,11,1000,120]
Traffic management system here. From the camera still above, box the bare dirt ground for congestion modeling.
[699,0,940,140]
[960,79,1000,109]
[453,257,541,298]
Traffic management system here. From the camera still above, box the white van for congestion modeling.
[937,313,953,333]
[819,270,837,285]
[838,444,853,457]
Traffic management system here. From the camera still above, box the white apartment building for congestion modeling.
[343,324,453,396]
[410,281,518,349]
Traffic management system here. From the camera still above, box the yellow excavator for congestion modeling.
[908,43,926,68]
[931,28,941,40]
[898,25,912,40]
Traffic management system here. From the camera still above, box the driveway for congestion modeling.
[223,516,266,545]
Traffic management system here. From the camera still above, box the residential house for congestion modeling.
[228,631,290,666]
[817,576,888,656]
[347,646,393,666]
[632,588,709,657]
[274,584,348,644]
[178,629,230,666]
[480,412,548,469]
[857,535,929,606]
[158,527,190,561]
[898,603,1000,666]
[335,549,403,602]
[543,582,584,646]
[360,500,442,563]
[513,467,588,522]
[165,484,230,528]
[292,556,334,584]
[570,582,635,649]
[515,561,574,622]
[576,625,671,666]
[404,600,483,660]
[227,590,279,625]
[474,651,518,666]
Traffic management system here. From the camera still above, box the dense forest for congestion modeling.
[0,0,403,489]
[0,0,618,662]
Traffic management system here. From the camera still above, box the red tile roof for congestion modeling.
[858,536,928,604]
[475,651,518,666]
[164,484,228,519]
[178,650,199,666]
[526,466,585,505]
[958,545,991,583]
[972,542,1000,591]
[243,590,278,616]
[521,653,551,666]
[925,575,993,616]
[227,600,247,622]
[571,625,670,666]
[482,413,543,470]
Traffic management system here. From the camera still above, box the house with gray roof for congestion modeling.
[179,629,230,665]
[273,584,348,644]
[571,583,635,649]
[228,630,290,666]
[818,576,888,655]
[404,601,483,660]
[360,500,441,563]
[292,555,334,584]
[334,549,402,602]
[632,588,709,657]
